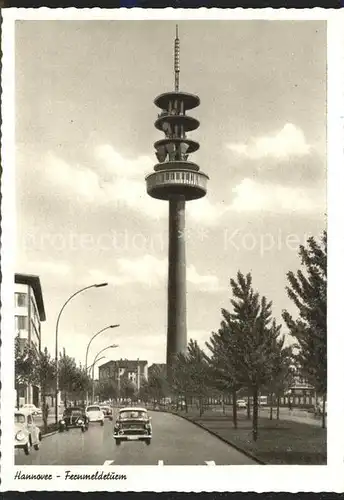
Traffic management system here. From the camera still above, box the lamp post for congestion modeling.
[91,344,119,403]
[87,356,106,374]
[54,282,108,424]
[85,325,120,372]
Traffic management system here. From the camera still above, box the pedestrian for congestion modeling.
[288,400,292,412]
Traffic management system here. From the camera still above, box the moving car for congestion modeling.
[113,407,152,446]
[59,407,89,432]
[100,405,113,421]
[86,405,104,426]
[22,404,42,416]
[236,400,247,409]
[14,410,42,455]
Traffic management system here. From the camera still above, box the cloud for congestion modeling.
[86,255,221,292]
[230,178,325,214]
[227,123,312,160]
[17,259,72,277]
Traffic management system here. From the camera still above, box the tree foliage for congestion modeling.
[282,231,327,427]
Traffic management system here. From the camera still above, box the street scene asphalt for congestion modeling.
[15,410,257,466]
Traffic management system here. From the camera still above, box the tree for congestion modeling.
[213,271,282,441]
[96,379,118,402]
[282,231,327,428]
[186,339,211,416]
[14,335,36,409]
[170,352,192,412]
[32,347,56,432]
[206,326,241,428]
[146,365,168,405]
[265,335,294,420]
[58,349,78,407]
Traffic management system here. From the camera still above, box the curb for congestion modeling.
[149,408,265,465]
[41,430,59,438]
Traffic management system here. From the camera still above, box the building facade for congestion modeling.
[15,273,46,407]
[98,359,148,392]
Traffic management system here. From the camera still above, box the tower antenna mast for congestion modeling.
[174,24,180,92]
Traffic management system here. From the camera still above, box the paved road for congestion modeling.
[15,410,257,466]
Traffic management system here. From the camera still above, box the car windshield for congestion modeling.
[100,406,109,410]
[15,414,26,423]
[119,410,147,419]
[65,408,82,414]
[87,406,100,412]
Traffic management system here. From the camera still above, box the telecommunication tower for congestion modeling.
[145,26,209,374]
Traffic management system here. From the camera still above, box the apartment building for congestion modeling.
[98,358,148,391]
[15,273,46,407]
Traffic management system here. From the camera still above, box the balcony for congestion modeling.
[146,169,208,201]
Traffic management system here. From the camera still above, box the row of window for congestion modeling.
[150,171,207,188]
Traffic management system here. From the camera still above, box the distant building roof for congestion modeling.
[99,359,148,371]
[15,273,46,321]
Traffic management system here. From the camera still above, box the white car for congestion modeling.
[85,405,104,426]
[22,404,42,416]
[236,399,247,409]
[15,410,42,455]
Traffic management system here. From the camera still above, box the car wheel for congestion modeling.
[59,426,64,433]
[100,420,104,426]
[81,426,85,433]
[145,439,151,446]
[24,442,31,455]
[65,426,69,431]
[34,443,39,451]
[38,432,42,442]
[115,439,121,446]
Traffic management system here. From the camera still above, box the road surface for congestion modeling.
[15,410,257,465]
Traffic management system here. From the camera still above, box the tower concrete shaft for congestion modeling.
[167,195,187,370]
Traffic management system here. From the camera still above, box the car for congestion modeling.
[100,405,113,421]
[59,407,89,432]
[113,407,152,446]
[22,404,42,416]
[85,405,105,426]
[14,410,42,455]
[236,399,247,409]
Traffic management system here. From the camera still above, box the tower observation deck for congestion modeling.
[145,26,209,375]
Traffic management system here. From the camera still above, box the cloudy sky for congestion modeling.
[15,20,326,372]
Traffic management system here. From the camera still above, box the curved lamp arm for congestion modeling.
[85,325,120,371]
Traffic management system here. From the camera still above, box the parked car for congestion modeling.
[236,399,247,409]
[113,407,152,446]
[14,410,42,455]
[59,407,89,432]
[100,405,113,421]
[85,405,104,426]
[22,404,42,416]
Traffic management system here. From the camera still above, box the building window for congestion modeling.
[176,173,180,180]
[15,293,27,307]
[15,315,28,330]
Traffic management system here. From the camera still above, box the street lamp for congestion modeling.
[54,282,108,424]
[85,324,120,372]
[87,356,106,374]
[90,344,119,403]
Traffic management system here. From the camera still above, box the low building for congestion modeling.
[99,358,148,392]
[15,273,46,407]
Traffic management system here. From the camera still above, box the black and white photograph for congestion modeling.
[1,8,340,492]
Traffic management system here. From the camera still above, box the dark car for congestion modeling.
[59,407,89,433]
[113,407,152,445]
[100,405,113,421]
